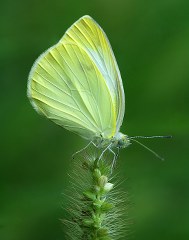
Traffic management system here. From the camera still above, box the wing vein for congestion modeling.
[35,71,72,97]
[72,45,103,130]
[58,44,101,131]
[32,88,94,129]
[32,79,79,111]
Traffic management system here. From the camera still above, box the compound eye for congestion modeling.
[118,139,123,146]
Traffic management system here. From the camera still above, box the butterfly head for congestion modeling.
[112,132,131,149]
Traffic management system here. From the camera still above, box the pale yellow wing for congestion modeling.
[61,15,125,132]
[28,16,118,140]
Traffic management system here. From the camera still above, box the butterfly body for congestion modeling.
[94,132,130,149]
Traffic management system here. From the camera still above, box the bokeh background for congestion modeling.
[1,0,189,239]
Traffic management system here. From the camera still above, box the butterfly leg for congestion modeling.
[72,141,97,159]
[99,143,112,160]
[108,147,119,174]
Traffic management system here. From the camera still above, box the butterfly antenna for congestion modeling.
[130,139,164,161]
[130,135,172,139]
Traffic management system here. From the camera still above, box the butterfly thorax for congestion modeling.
[95,132,131,149]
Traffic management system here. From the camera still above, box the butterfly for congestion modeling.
[27,15,170,159]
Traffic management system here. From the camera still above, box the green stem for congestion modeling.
[82,159,114,239]
[64,147,129,240]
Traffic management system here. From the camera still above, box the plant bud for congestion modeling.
[103,183,114,193]
[98,175,108,187]
[93,168,101,179]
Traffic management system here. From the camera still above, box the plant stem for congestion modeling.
[64,146,129,240]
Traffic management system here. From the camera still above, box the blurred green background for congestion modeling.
[1,0,189,239]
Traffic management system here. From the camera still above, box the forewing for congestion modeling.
[61,15,125,131]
